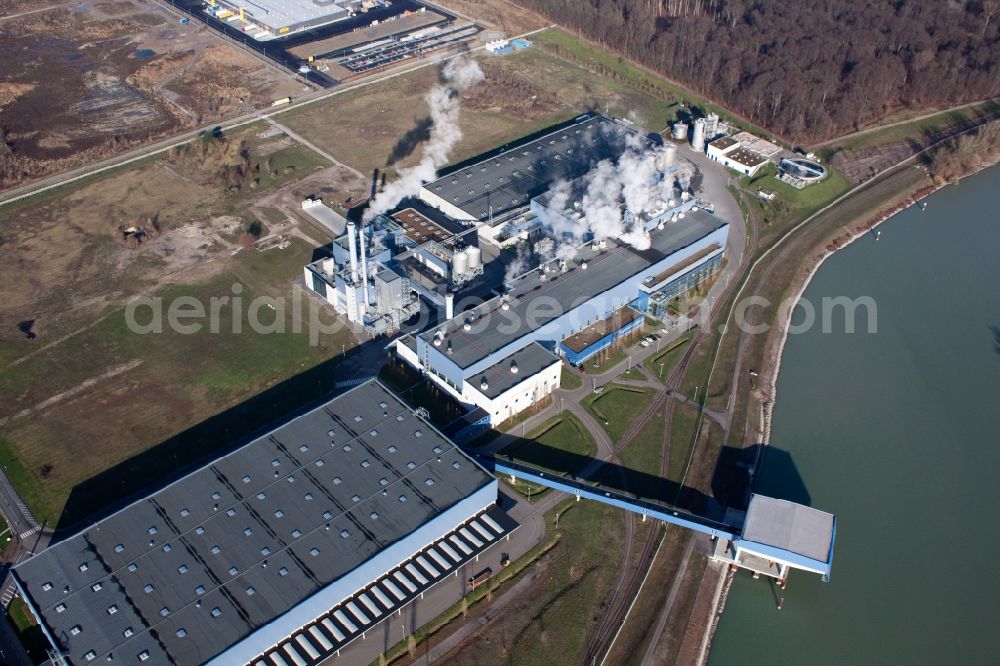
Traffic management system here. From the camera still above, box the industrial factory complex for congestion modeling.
[8,106,842,665]
[13,381,513,666]
[299,114,730,425]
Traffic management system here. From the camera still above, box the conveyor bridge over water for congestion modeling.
[477,456,836,581]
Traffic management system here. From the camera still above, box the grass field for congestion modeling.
[819,100,1000,155]
[667,401,701,484]
[621,367,646,381]
[0,238,352,526]
[583,384,655,444]
[500,412,596,477]
[7,597,48,662]
[560,365,583,390]
[739,162,853,238]
[650,334,692,380]
[584,345,627,373]
[281,41,687,179]
[532,29,773,138]
[0,118,368,526]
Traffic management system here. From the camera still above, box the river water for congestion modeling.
[709,166,1000,664]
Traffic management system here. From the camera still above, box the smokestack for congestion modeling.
[347,222,359,284]
[359,224,370,305]
[445,292,455,320]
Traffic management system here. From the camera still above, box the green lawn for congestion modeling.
[667,401,702,484]
[650,335,692,380]
[583,384,656,444]
[819,100,1000,155]
[253,143,330,190]
[7,597,48,663]
[739,162,852,235]
[560,365,583,390]
[533,29,774,138]
[0,240,350,526]
[587,402,668,501]
[621,367,646,381]
[500,412,597,477]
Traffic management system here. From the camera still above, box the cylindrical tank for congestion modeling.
[672,122,688,141]
[691,118,706,152]
[466,246,482,270]
[704,112,719,139]
[445,292,455,320]
[452,249,468,278]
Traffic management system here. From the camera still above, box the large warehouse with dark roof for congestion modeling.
[417,114,633,223]
[13,381,511,666]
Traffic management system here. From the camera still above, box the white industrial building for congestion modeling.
[705,131,782,176]
[205,0,357,39]
[303,220,421,336]
[396,210,729,425]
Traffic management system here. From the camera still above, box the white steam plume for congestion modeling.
[529,137,698,261]
[364,57,484,221]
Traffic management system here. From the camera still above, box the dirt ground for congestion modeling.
[0,124,361,355]
[0,0,303,189]
[431,0,547,36]
[0,0,60,18]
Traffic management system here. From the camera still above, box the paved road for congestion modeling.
[0,473,38,543]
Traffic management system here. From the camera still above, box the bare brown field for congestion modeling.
[0,0,61,18]
[431,0,547,35]
[0,0,303,188]
[0,127,367,523]
[281,47,676,177]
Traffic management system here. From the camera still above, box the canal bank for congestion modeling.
[708,165,1000,663]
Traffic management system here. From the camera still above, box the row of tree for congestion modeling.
[514,0,1000,141]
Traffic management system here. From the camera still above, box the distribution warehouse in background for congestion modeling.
[12,381,515,666]
[205,0,356,39]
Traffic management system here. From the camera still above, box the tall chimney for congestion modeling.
[359,224,370,305]
[346,221,359,284]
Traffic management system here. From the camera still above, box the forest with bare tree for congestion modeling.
[514,0,1000,141]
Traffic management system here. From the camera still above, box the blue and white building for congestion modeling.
[396,210,729,423]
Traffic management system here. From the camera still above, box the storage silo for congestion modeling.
[451,249,468,279]
[466,246,482,270]
[672,122,688,141]
[691,118,706,152]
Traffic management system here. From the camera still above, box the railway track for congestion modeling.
[581,196,760,665]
